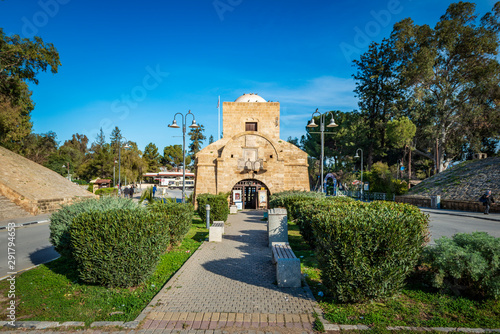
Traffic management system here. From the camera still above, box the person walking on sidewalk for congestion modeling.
[480,190,495,215]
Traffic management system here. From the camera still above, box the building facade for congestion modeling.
[193,93,310,209]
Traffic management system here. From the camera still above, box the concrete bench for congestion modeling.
[209,221,224,242]
[271,242,301,288]
[267,208,288,247]
[230,205,238,214]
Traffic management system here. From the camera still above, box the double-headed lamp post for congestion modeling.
[354,148,364,199]
[118,137,130,189]
[306,108,338,193]
[168,110,199,203]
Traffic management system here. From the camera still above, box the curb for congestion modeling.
[0,320,138,329]
[419,209,500,223]
[0,219,50,230]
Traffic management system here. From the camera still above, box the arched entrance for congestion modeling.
[230,179,270,210]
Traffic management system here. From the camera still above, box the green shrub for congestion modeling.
[70,208,169,287]
[50,197,139,259]
[364,162,394,194]
[310,201,429,302]
[269,191,325,221]
[147,201,194,245]
[95,187,117,196]
[196,193,229,223]
[87,184,94,193]
[392,179,409,195]
[269,191,355,247]
[295,197,356,247]
[420,232,500,299]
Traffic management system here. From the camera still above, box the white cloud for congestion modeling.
[261,76,357,110]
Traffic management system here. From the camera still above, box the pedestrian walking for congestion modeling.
[129,185,134,199]
[124,186,130,198]
[153,185,157,198]
[479,190,495,215]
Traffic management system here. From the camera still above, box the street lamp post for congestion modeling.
[354,148,364,200]
[62,163,70,180]
[113,160,117,186]
[306,108,338,193]
[168,110,199,203]
[118,137,130,191]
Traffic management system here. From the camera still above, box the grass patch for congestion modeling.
[0,214,208,325]
[287,221,500,330]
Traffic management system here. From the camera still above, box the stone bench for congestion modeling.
[209,221,224,242]
[267,208,288,247]
[271,242,301,288]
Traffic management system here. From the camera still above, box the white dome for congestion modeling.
[235,93,267,102]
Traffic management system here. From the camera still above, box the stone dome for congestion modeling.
[235,93,267,102]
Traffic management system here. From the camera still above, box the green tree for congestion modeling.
[209,135,214,144]
[78,128,113,180]
[110,126,122,154]
[387,116,417,179]
[120,141,144,184]
[20,131,58,165]
[188,124,206,161]
[391,2,500,171]
[353,38,402,169]
[163,144,191,169]
[143,142,161,172]
[0,29,60,150]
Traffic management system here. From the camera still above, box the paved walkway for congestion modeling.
[136,210,318,332]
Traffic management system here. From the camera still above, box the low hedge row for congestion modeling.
[148,201,193,245]
[50,197,195,288]
[269,191,429,303]
[95,187,118,196]
[50,197,139,259]
[70,208,169,287]
[196,193,229,223]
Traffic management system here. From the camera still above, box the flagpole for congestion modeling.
[218,95,221,140]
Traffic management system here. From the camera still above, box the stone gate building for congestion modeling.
[193,93,310,209]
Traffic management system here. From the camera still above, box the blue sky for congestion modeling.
[1,0,497,152]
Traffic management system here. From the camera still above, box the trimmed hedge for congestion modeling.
[196,193,229,223]
[49,197,139,259]
[311,201,429,302]
[270,191,355,247]
[269,190,325,221]
[70,208,169,287]
[277,192,430,303]
[420,232,500,299]
[147,201,194,245]
[95,187,118,196]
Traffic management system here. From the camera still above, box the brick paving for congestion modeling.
[136,210,318,331]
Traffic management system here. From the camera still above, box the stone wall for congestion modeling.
[396,195,499,213]
[0,146,96,215]
[223,102,280,140]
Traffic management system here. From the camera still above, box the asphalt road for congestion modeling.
[0,207,498,279]
[0,221,59,280]
[425,210,500,245]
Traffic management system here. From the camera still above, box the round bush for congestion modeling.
[311,201,429,302]
[50,197,139,259]
[70,208,169,287]
[421,232,500,299]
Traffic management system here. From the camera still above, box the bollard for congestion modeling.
[206,204,210,229]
